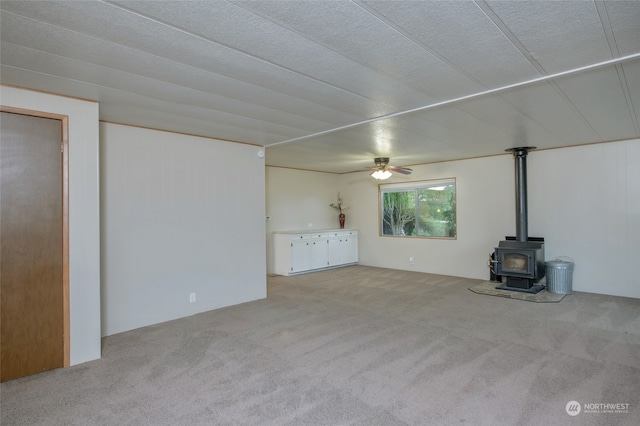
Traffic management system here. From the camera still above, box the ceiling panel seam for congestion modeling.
[488,88,588,144]
[595,0,619,57]
[545,80,603,141]
[102,0,402,110]
[267,54,640,148]
[0,59,312,139]
[0,44,320,135]
[231,0,464,103]
[616,64,640,136]
[594,2,639,137]
[474,0,548,76]
[354,0,491,92]
[0,8,366,120]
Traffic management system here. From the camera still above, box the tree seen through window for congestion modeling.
[381,179,456,238]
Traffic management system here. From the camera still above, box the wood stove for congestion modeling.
[492,147,545,293]
[494,238,545,292]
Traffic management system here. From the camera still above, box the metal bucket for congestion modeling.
[545,257,575,294]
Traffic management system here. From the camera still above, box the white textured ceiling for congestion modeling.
[1,0,639,174]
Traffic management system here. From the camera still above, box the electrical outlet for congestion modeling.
[409,256,415,265]
[189,293,196,303]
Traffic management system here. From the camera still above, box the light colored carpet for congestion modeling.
[1,265,639,425]
[469,281,567,302]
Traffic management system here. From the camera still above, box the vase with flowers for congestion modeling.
[330,192,349,229]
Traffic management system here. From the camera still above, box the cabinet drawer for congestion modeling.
[291,234,312,241]
[329,231,357,238]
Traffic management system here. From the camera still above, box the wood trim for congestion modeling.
[265,164,340,175]
[0,106,71,367]
[61,116,70,367]
[0,106,69,121]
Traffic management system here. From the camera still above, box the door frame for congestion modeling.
[1,106,70,367]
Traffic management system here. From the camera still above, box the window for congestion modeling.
[380,178,456,238]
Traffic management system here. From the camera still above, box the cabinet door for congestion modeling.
[310,239,329,269]
[327,237,343,266]
[343,236,358,264]
[290,240,312,273]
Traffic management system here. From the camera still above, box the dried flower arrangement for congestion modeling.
[329,192,349,214]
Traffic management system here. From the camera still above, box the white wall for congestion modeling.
[265,167,341,274]
[340,155,516,280]
[528,141,640,298]
[266,140,640,299]
[101,123,266,335]
[1,86,102,365]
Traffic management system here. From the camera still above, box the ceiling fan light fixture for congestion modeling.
[371,169,392,180]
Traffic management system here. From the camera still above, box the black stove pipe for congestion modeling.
[506,147,535,243]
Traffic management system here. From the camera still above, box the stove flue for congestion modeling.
[492,147,545,294]
[509,147,530,243]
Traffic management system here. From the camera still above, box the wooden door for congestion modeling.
[1,111,64,382]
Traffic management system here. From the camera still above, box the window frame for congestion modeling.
[378,177,457,239]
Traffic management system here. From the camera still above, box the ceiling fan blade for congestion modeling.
[388,165,412,175]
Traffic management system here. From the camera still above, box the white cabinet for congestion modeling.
[290,239,312,273]
[327,230,358,266]
[274,229,358,276]
[289,234,328,273]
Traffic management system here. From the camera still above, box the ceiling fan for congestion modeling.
[370,157,412,180]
